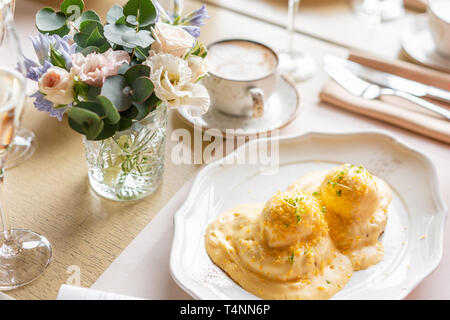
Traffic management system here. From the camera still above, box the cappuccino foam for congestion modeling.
[207,40,277,81]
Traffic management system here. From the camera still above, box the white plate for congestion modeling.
[170,131,447,300]
[176,75,300,137]
[401,15,450,73]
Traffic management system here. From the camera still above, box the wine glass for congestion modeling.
[351,0,405,23]
[0,0,36,169]
[278,0,316,82]
[0,3,51,290]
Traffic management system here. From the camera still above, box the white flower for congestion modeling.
[38,66,75,105]
[144,53,210,115]
[150,22,195,57]
[187,55,208,82]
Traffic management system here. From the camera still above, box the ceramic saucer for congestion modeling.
[176,75,300,137]
[401,15,450,73]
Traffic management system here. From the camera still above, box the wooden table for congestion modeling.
[5,0,449,299]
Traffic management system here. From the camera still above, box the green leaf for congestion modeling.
[118,63,131,75]
[86,85,101,101]
[97,95,121,124]
[123,0,157,27]
[67,107,103,140]
[133,46,149,61]
[106,5,124,24]
[49,47,67,69]
[61,0,84,16]
[131,76,154,104]
[124,64,150,84]
[121,29,153,48]
[81,46,100,56]
[117,118,133,131]
[120,105,138,120]
[76,101,105,117]
[92,121,118,140]
[115,16,127,25]
[73,10,101,29]
[73,80,89,97]
[73,20,105,48]
[36,8,69,36]
[104,23,135,47]
[100,75,132,112]
[134,93,159,120]
[85,27,106,48]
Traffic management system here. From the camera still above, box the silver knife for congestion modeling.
[324,62,450,121]
[324,55,450,104]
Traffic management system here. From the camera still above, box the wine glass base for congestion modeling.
[279,51,317,82]
[5,128,36,169]
[0,229,52,291]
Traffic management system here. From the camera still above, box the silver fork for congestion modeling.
[324,63,450,121]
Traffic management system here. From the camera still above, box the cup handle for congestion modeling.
[249,87,264,118]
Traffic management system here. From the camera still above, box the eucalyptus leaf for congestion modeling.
[118,118,133,131]
[79,19,104,34]
[36,8,68,35]
[76,101,105,117]
[133,46,149,61]
[86,85,101,101]
[81,46,100,56]
[121,29,153,48]
[120,105,138,120]
[123,0,157,27]
[124,64,150,84]
[106,5,124,24]
[92,122,119,140]
[131,76,154,104]
[97,95,121,124]
[74,20,104,47]
[134,93,159,120]
[118,63,131,75]
[115,16,127,25]
[125,15,139,26]
[100,75,132,112]
[104,23,135,47]
[61,0,84,17]
[73,10,101,29]
[67,107,104,140]
[85,27,106,48]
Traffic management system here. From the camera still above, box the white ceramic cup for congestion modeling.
[428,0,450,56]
[202,39,279,118]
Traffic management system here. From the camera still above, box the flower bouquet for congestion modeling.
[25,0,210,200]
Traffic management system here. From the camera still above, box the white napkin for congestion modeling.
[57,284,145,300]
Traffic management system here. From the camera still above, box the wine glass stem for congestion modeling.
[287,0,300,56]
[0,157,18,257]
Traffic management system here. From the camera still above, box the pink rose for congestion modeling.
[71,49,130,87]
[38,66,75,105]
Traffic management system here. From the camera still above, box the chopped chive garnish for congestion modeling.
[288,252,295,263]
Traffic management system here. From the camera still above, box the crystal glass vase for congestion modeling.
[84,103,168,201]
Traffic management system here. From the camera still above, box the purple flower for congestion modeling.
[23,58,52,82]
[181,5,209,27]
[154,3,208,38]
[30,33,76,68]
[182,26,200,38]
[30,91,67,121]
